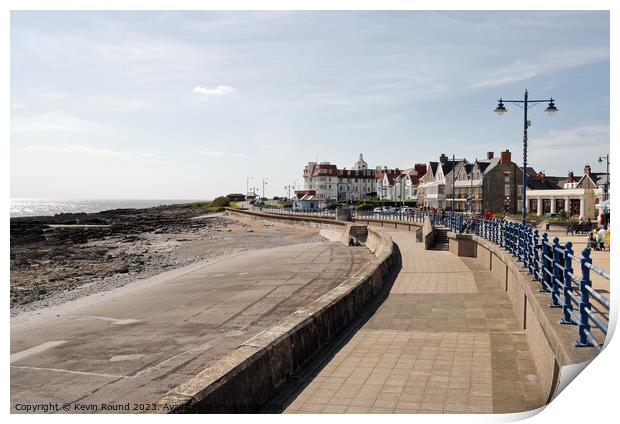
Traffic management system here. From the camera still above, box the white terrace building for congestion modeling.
[417,154,459,209]
[303,154,383,203]
[337,154,379,201]
[393,164,427,202]
[525,165,608,219]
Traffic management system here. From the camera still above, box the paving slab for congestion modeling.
[286,230,546,414]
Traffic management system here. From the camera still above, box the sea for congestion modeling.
[10,198,204,218]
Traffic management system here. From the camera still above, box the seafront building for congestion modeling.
[525,164,609,220]
[302,154,421,204]
[298,152,609,219]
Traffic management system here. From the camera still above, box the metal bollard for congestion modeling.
[575,248,593,347]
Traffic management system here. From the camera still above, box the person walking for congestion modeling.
[577,217,585,234]
[545,221,551,232]
[566,221,574,235]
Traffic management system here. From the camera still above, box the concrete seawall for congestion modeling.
[153,209,401,413]
[446,232,600,405]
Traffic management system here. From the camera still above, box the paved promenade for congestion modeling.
[286,230,546,414]
[11,241,372,412]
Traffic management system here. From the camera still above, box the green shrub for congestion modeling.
[210,196,230,207]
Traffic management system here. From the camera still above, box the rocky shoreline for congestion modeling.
[10,204,323,316]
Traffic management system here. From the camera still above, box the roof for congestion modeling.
[527,179,561,190]
[429,162,438,175]
[477,162,491,173]
[338,169,376,179]
[304,162,338,177]
[441,160,457,176]
[400,163,427,185]
[597,174,609,185]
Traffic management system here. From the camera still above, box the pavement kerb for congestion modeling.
[151,209,400,413]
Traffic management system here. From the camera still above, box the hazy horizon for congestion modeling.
[11,11,610,199]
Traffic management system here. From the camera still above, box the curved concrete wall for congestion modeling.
[153,209,401,413]
[449,233,599,404]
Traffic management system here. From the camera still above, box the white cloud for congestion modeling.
[192,85,236,96]
[468,47,609,89]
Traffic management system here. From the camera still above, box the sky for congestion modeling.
[10,11,610,200]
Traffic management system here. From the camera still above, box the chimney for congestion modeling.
[568,171,574,183]
[538,171,546,182]
[440,154,448,163]
[487,151,494,160]
[584,164,591,175]
[500,149,511,164]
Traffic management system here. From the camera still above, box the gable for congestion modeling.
[576,174,596,189]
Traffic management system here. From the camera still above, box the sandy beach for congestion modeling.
[10,205,324,316]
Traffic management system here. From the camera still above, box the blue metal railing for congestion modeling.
[468,216,610,351]
[247,206,609,350]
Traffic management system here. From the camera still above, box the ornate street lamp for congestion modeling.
[598,154,610,229]
[494,89,559,224]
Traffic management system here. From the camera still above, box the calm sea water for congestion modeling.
[10,198,204,218]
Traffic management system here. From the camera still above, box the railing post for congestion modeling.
[560,241,576,324]
[495,220,499,245]
[575,248,593,347]
[523,227,529,270]
[526,228,533,274]
[498,220,503,247]
[517,225,523,262]
[539,233,549,292]
[505,222,511,253]
[549,237,562,308]
[532,230,539,280]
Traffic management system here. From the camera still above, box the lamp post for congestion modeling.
[597,154,610,202]
[452,154,456,212]
[262,178,268,200]
[495,89,558,224]
[468,162,474,214]
[598,154,610,229]
[284,184,295,199]
[246,176,253,196]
